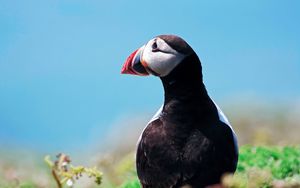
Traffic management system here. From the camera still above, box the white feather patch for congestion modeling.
[136,105,163,146]
[142,38,185,77]
[212,100,238,151]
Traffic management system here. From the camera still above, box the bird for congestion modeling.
[121,35,238,188]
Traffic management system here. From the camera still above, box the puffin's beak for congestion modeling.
[121,46,149,76]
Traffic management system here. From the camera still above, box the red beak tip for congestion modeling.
[121,49,139,75]
[121,69,128,74]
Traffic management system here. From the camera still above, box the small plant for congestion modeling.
[44,153,103,188]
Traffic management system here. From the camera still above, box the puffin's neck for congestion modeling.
[159,54,217,126]
[161,77,209,104]
[160,53,210,105]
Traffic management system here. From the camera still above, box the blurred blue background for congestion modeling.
[0,0,299,152]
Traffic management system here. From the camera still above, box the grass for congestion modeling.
[224,146,300,188]
[238,146,300,180]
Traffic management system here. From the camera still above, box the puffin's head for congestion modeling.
[121,35,195,77]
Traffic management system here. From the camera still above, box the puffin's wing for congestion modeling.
[181,106,238,187]
[180,123,237,186]
[136,119,181,188]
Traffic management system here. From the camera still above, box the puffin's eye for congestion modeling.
[152,41,159,52]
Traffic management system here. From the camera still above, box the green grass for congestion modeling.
[119,178,140,188]
[227,145,300,188]
[238,146,300,179]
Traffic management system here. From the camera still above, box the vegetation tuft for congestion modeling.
[44,153,103,188]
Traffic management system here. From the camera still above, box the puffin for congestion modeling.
[121,35,238,188]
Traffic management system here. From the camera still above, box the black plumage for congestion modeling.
[122,35,238,188]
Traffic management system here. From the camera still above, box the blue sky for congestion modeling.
[0,0,299,152]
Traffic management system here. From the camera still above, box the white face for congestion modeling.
[141,37,186,77]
